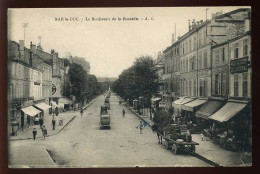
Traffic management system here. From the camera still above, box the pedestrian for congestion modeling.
[201,131,205,141]
[42,125,47,139]
[52,117,56,130]
[32,128,37,141]
[80,107,84,117]
[122,109,125,118]
[139,121,144,134]
[39,117,44,129]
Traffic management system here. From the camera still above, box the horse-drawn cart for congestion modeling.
[164,136,199,154]
[158,124,199,154]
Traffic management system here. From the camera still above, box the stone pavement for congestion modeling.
[123,100,248,167]
[9,146,56,168]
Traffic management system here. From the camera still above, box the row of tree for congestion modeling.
[63,62,106,104]
[112,56,161,109]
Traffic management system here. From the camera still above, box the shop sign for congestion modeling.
[230,56,248,74]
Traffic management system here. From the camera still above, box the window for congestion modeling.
[189,39,192,52]
[183,43,185,54]
[222,47,225,62]
[243,39,248,56]
[234,74,239,96]
[199,79,204,97]
[218,74,222,95]
[203,30,206,45]
[243,73,248,97]
[203,51,207,68]
[234,43,239,59]
[189,80,192,96]
[194,80,196,96]
[190,57,194,71]
[222,73,226,95]
[186,42,188,54]
[204,79,208,97]
[215,49,219,65]
[199,52,202,69]
[186,59,188,72]
[194,36,197,50]
[215,74,219,94]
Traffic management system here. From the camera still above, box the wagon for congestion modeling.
[162,124,199,154]
[164,136,199,154]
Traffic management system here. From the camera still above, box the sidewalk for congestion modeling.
[10,112,76,141]
[9,146,56,168]
[10,97,98,141]
[122,99,249,167]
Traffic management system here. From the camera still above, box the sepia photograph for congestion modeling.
[7,7,252,168]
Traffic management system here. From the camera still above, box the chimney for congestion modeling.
[30,42,37,54]
[55,52,59,57]
[188,20,191,31]
[51,49,55,55]
[244,18,250,32]
[200,20,203,24]
[192,19,196,29]
[172,34,175,44]
[19,40,25,59]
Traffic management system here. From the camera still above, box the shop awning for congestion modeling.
[34,103,51,111]
[182,99,207,112]
[208,102,247,122]
[59,97,73,104]
[195,99,225,119]
[151,97,162,102]
[172,97,194,109]
[21,106,41,116]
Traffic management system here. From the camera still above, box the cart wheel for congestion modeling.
[164,140,170,150]
[172,144,178,155]
[191,145,195,154]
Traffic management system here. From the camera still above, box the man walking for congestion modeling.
[39,117,44,129]
[42,125,47,139]
[139,121,144,134]
[52,117,56,130]
[32,128,37,141]
[80,107,84,117]
[122,109,125,118]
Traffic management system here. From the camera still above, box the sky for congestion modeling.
[8,7,249,77]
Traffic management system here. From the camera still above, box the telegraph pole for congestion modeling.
[22,23,28,42]
[206,8,209,21]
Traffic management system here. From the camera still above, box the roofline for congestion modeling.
[215,8,251,20]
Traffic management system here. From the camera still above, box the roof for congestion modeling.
[215,8,251,20]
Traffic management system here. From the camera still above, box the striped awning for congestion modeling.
[209,102,247,122]
[21,106,41,116]
[34,103,51,111]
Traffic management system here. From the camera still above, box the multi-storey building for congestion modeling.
[162,36,180,112]
[8,40,52,132]
[167,8,251,125]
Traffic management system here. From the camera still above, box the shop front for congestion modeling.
[172,97,194,123]
[182,98,207,133]
[208,100,250,151]
[195,98,226,131]
[34,102,51,118]
[59,97,73,111]
[21,105,41,127]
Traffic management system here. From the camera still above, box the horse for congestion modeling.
[152,124,164,144]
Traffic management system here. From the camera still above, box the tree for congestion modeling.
[112,55,160,119]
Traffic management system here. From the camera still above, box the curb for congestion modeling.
[9,96,99,141]
[115,94,222,167]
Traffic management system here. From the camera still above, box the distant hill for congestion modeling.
[97,77,118,82]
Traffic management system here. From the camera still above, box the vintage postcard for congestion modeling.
[7,7,252,168]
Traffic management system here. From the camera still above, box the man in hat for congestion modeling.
[32,128,37,141]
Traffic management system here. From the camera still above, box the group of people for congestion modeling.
[32,122,48,141]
